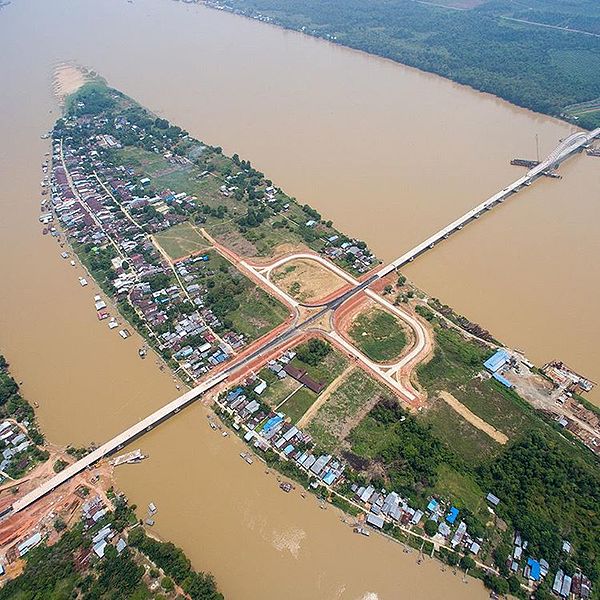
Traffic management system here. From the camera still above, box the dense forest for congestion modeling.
[218,0,600,128]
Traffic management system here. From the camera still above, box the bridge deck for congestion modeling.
[377,127,600,278]
[11,372,228,514]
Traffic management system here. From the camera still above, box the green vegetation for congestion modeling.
[307,367,391,452]
[279,387,317,423]
[255,368,300,408]
[0,355,47,476]
[291,340,347,384]
[295,338,332,367]
[178,250,287,343]
[221,0,600,128]
[340,322,600,589]
[349,398,451,503]
[480,429,600,583]
[418,326,528,438]
[154,221,208,260]
[226,285,289,340]
[128,527,223,599]
[0,501,223,600]
[348,308,407,362]
[420,398,499,463]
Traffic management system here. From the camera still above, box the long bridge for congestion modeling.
[9,127,600,516]
[376,127,600,278]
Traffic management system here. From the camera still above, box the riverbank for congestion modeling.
[201,0,600,130]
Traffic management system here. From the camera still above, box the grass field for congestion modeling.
[227,286,289,341]
[418,326,530,440]
[434,464,488,521]
[348,307,407,362]
[279,387,318,423]
[307,368,392,452]
[419,398,500,464]
[154,222,208,260]
[257,368,301,408]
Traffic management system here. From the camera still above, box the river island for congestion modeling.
[0,73,599,600]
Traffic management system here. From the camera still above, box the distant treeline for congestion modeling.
[218,0,600,129]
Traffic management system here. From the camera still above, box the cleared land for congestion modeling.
[307,367,393,452]
[438,391,508,444]
[417,326,529,438]
[419,399,499,464]
[154,222,209,260]
[347,307,407,363]
[227,286,289,340]
[271,258,346,303]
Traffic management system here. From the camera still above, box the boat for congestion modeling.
[145,518,155,526]
[148,502,157,515]
[279,482,293,493]
[354,527,370,537]
[245,456,253,465]
[78,277,88,287]
[70,260,76,267]
[138,347,147,359]
[222,431,228,437]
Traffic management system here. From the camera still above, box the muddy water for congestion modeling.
[0,0,596,596]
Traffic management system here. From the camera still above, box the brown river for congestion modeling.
[0,0,598,597]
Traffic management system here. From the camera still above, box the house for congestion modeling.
[366,513,384,529]
[253,380,267,395]
[526,558,541,581]
[486,492,500,506]
[446,507,459,524]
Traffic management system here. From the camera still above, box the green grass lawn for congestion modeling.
[307,368,392,452]
[154,221,209,260]
[257,368,301,409]
[348,307,407,362]
[279,387,317,423]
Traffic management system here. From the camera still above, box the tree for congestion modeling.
[162,576,175,592]
[459,555,475,571]
[54,518,66,532]
[424,519,437,536]
[508,575,521,594]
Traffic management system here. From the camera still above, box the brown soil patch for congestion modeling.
[272,258,347,304]
[438,391,508,444]
[213,228,258,258]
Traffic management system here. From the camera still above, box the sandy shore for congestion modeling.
[52,63,90,101]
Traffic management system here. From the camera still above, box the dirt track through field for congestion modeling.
[296,363,354,428]
[438,391,508,444]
